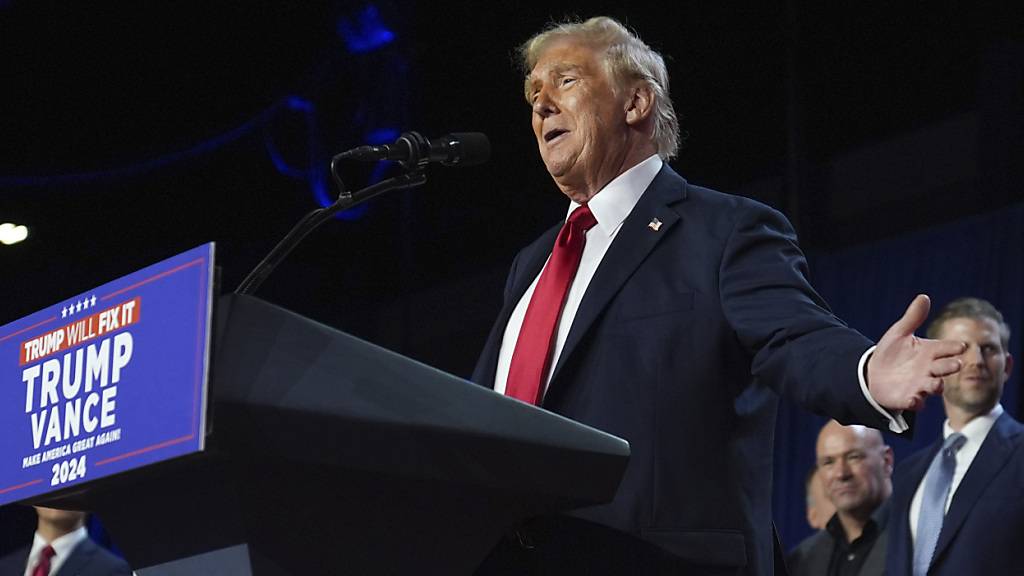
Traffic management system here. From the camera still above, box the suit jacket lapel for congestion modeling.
[862,532,887,575]
[931,413,1024,566]
[545,166,687,399]
[56,537,97,576]
[473,224,561,387]
[861,500,890,575]
[507,226,562,316]
[803,533,832,574]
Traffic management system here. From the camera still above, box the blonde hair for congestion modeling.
[520,16,680,160]
[927,297,1011,349]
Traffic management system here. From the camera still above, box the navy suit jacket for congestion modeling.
[886,411,1024,576]
[473,165,886,576]
[0,537,131,576]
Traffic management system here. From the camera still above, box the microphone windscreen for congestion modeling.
[448,132,491,166]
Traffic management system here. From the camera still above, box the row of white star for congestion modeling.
[62,295,98,318]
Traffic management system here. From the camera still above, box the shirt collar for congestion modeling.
[824,510,880,545]
[943,403,1003,445]
[566,154,663,237]
[29,525,88,567]
[824,513,844,541]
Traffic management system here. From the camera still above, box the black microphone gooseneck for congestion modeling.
[234,170,426,295]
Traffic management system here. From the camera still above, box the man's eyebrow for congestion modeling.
[530,62,584,81]
[551,63,583,75]
[818,448,861,460]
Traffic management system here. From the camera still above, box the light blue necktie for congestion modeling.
[913,432,967,576]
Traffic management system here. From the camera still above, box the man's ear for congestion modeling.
[625,83,654,126]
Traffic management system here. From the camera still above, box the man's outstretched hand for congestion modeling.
[866,294,967,411]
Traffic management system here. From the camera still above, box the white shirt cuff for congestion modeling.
[858,345,909,433]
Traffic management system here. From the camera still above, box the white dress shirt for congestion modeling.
[493,154,663,396]
[24,525,88,576]
[858,346,910,433]
[908,403,1004,543]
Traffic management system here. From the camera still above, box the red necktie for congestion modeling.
[505,205,598,404]
[32,545,55,576]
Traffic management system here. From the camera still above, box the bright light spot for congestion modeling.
[0,222,29,245]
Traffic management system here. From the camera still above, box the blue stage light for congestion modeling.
[365,127,399,144]
[286,96,314,112]
[264,137,308,180]
[337,5,395,54]
[311,168,333,210]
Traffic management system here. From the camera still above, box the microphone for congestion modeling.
[336,131,490,167]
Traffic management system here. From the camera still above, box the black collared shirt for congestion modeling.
[825,514,881,576]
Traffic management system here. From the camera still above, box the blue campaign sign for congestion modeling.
[0,243,214,506]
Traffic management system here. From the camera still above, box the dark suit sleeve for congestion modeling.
[718,200,890,428]
[471,251,524,386]
[0,545,29,575]
[57,538,132,576]
[502,250,523,304]
[93,547,132,576]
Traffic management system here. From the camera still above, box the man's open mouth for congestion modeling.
[544,128,569,142]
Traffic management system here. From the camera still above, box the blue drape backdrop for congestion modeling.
[774,201,1024,549]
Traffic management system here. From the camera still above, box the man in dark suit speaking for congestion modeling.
[472,16,965,576]
[886,298,1024,576]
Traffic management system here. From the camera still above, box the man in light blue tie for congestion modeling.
[886,297,1024,576]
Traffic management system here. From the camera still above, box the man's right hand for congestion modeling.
[865,294,967,411]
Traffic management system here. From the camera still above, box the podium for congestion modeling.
[33,294,630,574]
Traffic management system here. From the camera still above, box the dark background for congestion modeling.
[2,0,1022,561]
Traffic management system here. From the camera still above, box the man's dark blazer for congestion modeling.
[0,537,132,576]
[473,165,888,576]
[786,501,890,576]
[886,410,1024,576]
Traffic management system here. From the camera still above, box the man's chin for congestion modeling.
[546,167,580,188]
[542,149,583,177]
[833,502,868,518]
[945,389,1000,414]
[831,493,864,509]
[542,157,572,178]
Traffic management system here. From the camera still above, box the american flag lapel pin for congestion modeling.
[648,217,662,231]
